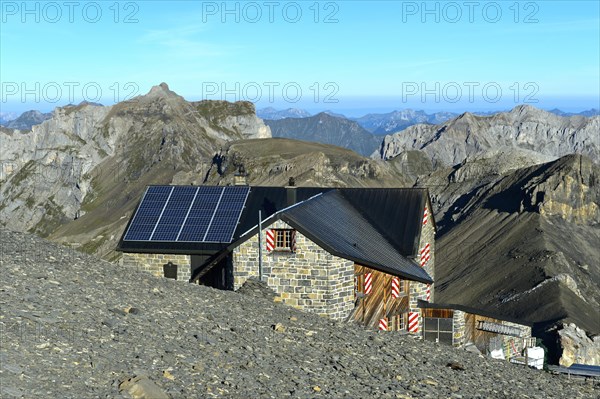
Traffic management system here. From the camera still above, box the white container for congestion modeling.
[526,347,545,369]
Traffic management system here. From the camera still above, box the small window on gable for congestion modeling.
[274,229,296,252]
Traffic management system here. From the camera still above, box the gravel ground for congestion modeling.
[0,229,597,398]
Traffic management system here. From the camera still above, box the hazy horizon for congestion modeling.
[1,91,598,120]
[2,1,599,117]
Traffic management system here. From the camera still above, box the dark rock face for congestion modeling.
[1,229,597,398]
[433,155,600,361]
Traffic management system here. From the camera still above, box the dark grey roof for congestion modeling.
[279,191,433,284]
[338,188,432,257]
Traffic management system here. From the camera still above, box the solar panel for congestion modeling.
[150,186,197,241]
[176,186,223,242]
[122,185,250,243]
[123,186,173,241]
[204,186,250,242]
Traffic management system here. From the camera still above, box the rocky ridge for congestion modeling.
[257,107,312,120]
[0,83,270,239]
[379,105,599,168]
[353,109,458,134]
[208,138,411,188]
[265,112,381,156]
[0,228,597,398]
[1,110,52,130]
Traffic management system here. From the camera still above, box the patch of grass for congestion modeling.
[25,196,35,208]
[8,160,35,187]
[32,198,66,237]
[80,234,109,254]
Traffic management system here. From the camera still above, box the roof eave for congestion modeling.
[280,215,433,284]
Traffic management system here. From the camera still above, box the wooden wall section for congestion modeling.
[352,264,410,330]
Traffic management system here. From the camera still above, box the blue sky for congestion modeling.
[1,1,599,116]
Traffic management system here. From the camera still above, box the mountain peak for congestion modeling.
[510,104,549,117]
[147,82,177,97]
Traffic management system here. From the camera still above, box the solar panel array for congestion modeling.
[123,186,250,243]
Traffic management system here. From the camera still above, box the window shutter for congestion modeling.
[391,277,400,298]
[290,230,297,252]
[266,229,275,252]
[364,272,373,294]
[419,243,430,267]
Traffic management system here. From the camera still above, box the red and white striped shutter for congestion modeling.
[290,230,297,252]
[408,312,419,332]
[391,277,400,299]
[265,229,275,252]
[426,284,431,302]
[420,243,430,267]
[379,317,388,331]
[423,207,428,226]
[364,272,373,295]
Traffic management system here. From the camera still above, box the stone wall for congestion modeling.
[232,220,355,320]
[122,253,191,281]
[409,200,435,316]
[452,310,467,346]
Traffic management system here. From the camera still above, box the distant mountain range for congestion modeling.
[351,110,459,134]
[264,112,381,156]
[0,112,19,125]
[5,105,597,136]
[257,107,311,120]
[380,105,599,167]
[548,108,600,117]
[1,110,52,130]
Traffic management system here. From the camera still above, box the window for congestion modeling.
[273,229,296,251]
[423,316,454,345]
[392,313,407,331]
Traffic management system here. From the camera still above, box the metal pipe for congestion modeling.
[258,210,263,281]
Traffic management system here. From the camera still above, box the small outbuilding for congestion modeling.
[418,300,541,366]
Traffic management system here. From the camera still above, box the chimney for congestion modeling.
[286,177,297,206]
[234,164,247,186]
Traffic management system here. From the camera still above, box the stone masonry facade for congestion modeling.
[410,201,435,323]
[122,253,191,282]
[232,220,355,320]
[452,310,467,346]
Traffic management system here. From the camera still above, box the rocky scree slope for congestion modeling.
[0,83,270,256]
[0,228,597,399]
[379,105,599,168]
[431,154,600,362]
